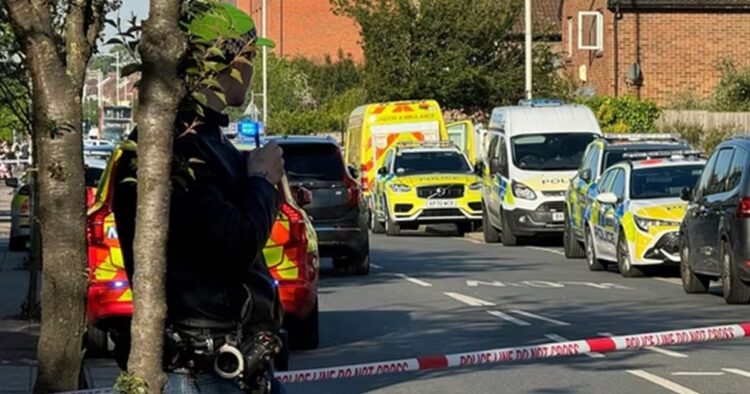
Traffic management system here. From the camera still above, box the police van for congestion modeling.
[479,100,602,245]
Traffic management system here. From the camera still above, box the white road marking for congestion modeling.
[722,368,750,378]
[444,292,496,307]
[487,310,531,326]
[671,372,724,376]
[653,277,682,285]
[545,334,604,358]
[627,370,701,394]
[511,310,570,326]
[525,246,566,256]
[456,237,483,245]
[370,263,383,269]
[393,273,432,287]
[599,332,688,358]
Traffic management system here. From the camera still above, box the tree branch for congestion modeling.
[64,0,88,86]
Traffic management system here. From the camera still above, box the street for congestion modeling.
[284,229,749,394]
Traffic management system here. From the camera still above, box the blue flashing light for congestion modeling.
[238,118,264,147]
[113,281,126,288]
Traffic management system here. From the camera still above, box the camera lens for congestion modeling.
[214,344,244,379]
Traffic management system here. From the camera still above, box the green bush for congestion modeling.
[577,96,661,133]
[660,121,737,154]
[711,59,750,112]
[268,110,338,136]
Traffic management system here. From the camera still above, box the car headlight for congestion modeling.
[634,216,680,232]
[469,181,482,191]
[389,183,411,193]
[512,181,537,200]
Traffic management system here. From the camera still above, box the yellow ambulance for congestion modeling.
[344,100,450,199]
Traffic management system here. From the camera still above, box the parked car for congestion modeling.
[479,101,602,245]
[371,141,482,236]
[86,142,320,362]
[680,137,750,304]
[268,136,370,275]
[583,150,704,277]
[565,134,691,258]
[6,148,110,251]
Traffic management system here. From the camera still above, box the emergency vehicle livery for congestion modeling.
[86,142,321,355]
[582,150,705,277]
[480,101,602,245]
[344,100,450,200]
[370,141,482,236]
[564,134,691,258]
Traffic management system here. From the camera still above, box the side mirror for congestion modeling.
[377,166,388,176]
[680,187,693,202]
[347,165,359,179]
[293,186,313,207]
[4,178,18,188]
[474,161,485,176]
[596,192,618,205]
[579,169,592,182]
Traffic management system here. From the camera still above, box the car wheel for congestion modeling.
[720,240,750,304]
[680,235,709,293]
[482,204,500,243]
[563,213,585,259]
[84,324,110,358]
[617,232,643,278]
[385,207,400,236]
[370,208,385,234]
[350,241,370,276]
[585,227,605,271]
[500,209,518,246]
[288,300,320,350]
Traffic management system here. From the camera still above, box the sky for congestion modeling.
[103,1,149,40]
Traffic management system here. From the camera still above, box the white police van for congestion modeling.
[480,99,602,245]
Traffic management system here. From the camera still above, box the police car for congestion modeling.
[565,134,691,258]
[370,141,482,236]
[582,150,705,277]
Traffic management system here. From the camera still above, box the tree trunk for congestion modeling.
[26,53,88,394]
[127,1,186,392]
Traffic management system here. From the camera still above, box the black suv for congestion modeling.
[680,137,750,304]
[271,136,370,275]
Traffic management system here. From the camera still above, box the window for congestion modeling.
[394,151,472,175]
[727,148,747,192]
[487,134,499,162]
[383,149,394,173]
[706,148,734,195]
[511,132,598,171]
[578,11,603,51]
[586,145,601,178]
[497,137,509,177]
[631,165,703,200]
[696,152,718,199]
[611,169,626,200]
[282,143,345,182]
[598,170,616,193]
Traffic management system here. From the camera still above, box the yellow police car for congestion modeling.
[582,150,705,277]
[370,141,482,236]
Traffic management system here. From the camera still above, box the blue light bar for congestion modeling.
[517,98,564,107]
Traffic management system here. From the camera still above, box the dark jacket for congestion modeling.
[113,109,281,333]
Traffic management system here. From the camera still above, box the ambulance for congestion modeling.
[344,100,449,217]
[479,100,602,245]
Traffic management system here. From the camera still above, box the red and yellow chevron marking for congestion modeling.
[263,215,299,280]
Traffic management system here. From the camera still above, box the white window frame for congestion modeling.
[578,11,604,51]
[567,17,573,56]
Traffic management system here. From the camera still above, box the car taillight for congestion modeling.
[738,197,750,218]
[88,206,109,245]
[344,173,360,208]
[19,200,29,215]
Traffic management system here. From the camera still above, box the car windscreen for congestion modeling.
[603,146,687,169]
[630,165,703,200]
[85,167,104,188]
[281,143,345,182]
[511,133,597,171]
[394,151,471,175]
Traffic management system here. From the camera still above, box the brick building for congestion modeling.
[559,0,750,105]
[230,0,363,62]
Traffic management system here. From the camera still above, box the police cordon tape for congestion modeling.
[275,321,750,384]
[58,321,750,392]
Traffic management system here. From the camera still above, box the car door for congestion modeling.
[597,169,624,259]
[724,147,748,256]
[589,169,616,258]
[685,151,717,271]
[573,144,601,232]
[698,148,734,274]
[374,149,395,218]
[483,134,501,221]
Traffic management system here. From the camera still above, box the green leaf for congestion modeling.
[206,47,225,59]
[120,177,137,184]
[230,68,243,83]
[104,37,124,47]
[202,78,223,90]
[188,157,206,164]
[192,92,208,106]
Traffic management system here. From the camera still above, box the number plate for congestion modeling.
[426,199,457,208]
[552,212,565,222]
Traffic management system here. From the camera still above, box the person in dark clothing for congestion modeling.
[110,3,285,393]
